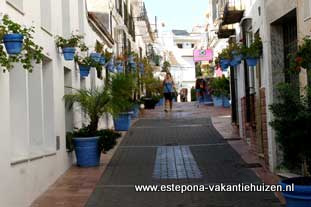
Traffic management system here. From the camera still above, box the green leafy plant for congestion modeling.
[110,73,136,115]
[0,15,44,72]
[269,83,311,175]
[289,37,311,72]
[74,55,98,67]
[63,87,111,134]
[161,61,171,73]
[218,48,232,60]
[242,34,263,58]
[210,76,230,97]
[94,41,104,53]
[55,34,85,49]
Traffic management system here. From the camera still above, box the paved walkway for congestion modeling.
[86,103,281,207]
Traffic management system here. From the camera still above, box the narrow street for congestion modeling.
[85,103,281,207]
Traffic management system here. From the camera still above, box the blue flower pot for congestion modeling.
[116,64,124,73]
[90,53,101,63]
[79,65,91,77]
[212,96,223,107]
[246,57,258,67]
[222,96,231,108]
[114,112,133,131]
[232,51,243,62]
[105,60,115,72]
[280,177,311,207]
[220,59,231,65]
[99,56,106,65]
[131,106,140,119]
[230,59,241,67]
[3,33,24,55]
[62,47,76,61]
[221,63,229,71]
[156,98,164,106]
[73,137,100,167]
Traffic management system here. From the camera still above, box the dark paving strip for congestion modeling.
[86,117,281,207]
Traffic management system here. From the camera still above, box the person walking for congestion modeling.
[163,72,175,112]
[195,77,206,107]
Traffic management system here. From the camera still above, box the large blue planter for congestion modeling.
[73,137,100,167]
[246,57,258,67]
[156,98,164,106]
[114,112,133,131]
[280,177,311,207]
[99,56,106,65]
[62,47,76,61]
[212,96,223,107]
[222,96,231,108]
[131,106,140,119]
[90,53,101,63]
[79,65,91,77]
[3,33,24,55]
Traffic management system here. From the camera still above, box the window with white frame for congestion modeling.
[6,0,23,12]
[40,0,52,32]
[304,0,311,20]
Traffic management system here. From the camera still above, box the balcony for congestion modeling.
[222,0,245,25]
[217,23,235,39]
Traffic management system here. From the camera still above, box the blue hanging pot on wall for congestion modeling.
[220,59,231,65]
[106,60,115,72]
[90,53,101,63]
[230,59,241,67]
[221,63,229,71]
[246,57,258,67]
[3,33,24,55]
[99,56,106,65]
[116,64,124,73]
[62,47,76,61]
[232,51,243,62]
[79,65,91,77]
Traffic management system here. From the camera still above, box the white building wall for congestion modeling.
[0,0,109,206]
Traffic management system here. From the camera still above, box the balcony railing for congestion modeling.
[136,2,154,42]
[217,23,235,39]
[220,0,245,25]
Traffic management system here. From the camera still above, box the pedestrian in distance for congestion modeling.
[163,72,176,112]
[195,77,206,108]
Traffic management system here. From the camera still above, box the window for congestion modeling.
[62,0,71,37]
[6,0,23,12]
[304,0,311,20]
[177,43,183,49]
[40,0,52,32]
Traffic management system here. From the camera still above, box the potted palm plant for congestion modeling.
[63,87,121,167]
[110,73,136,131]
[55,33,86,61]
[270,83,311,206]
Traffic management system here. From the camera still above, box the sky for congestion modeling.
[144,0,208,32]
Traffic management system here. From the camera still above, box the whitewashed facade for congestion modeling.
[0,0,153,206]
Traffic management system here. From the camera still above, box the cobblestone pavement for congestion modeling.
[86,103,281,207]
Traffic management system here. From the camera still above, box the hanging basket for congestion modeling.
[79,65,91,77]
[230,59,241,67]
[99,56,106,65]
[3,33,24,55]
[62,47,76,61]
[220,59,231,65]
[246,57,258,67]
[90,53,101,63]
